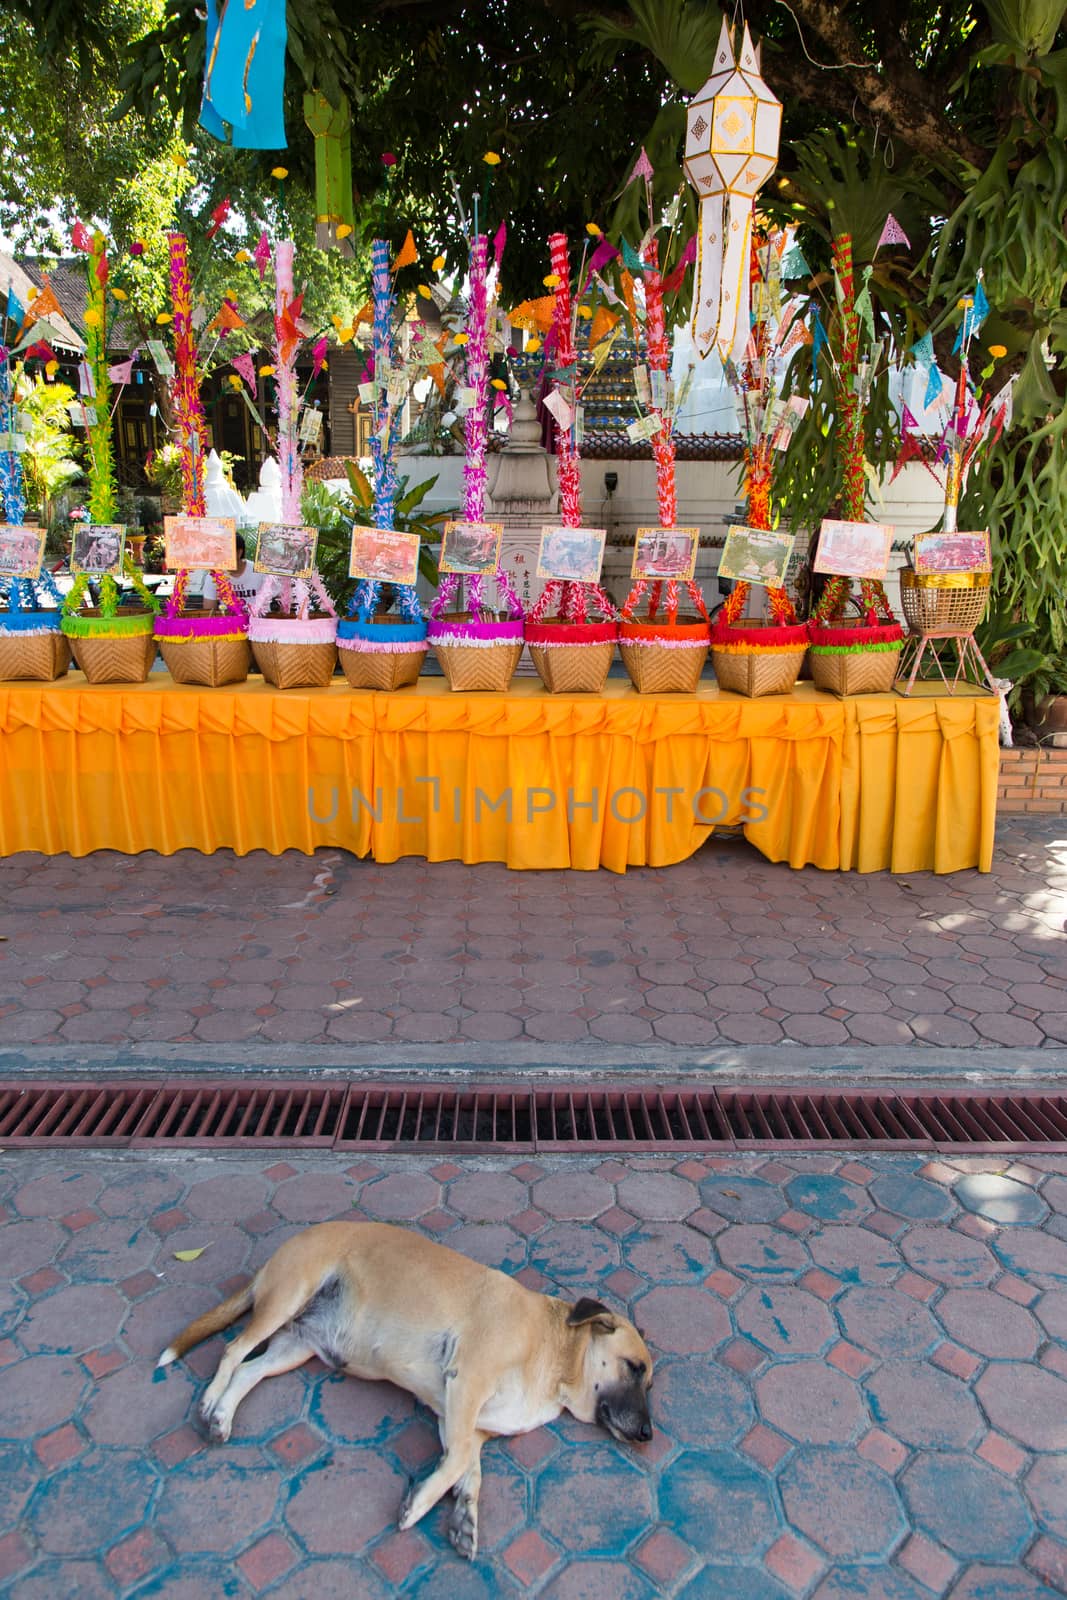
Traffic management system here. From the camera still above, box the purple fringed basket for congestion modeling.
[427,570,525,692]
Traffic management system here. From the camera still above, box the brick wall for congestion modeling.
[998,748,1067,813]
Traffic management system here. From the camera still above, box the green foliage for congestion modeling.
[12,367,83,517]
[301,469,448,614]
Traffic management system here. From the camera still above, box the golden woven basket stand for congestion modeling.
[159,636,251,687]
[712,647,806,698]
[899,569,990,635]
[0,631,71,682]
[253,639,337,690]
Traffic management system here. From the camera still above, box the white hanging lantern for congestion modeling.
[684,18,782,365]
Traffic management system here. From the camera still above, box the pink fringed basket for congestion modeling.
[248,574,338,689]
[428,569,525,693]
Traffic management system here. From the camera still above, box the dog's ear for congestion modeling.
[567,1298,618,1334]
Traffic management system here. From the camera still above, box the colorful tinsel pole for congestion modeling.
[546,232,588,622]
[0,351,25,524]
[642,239,676,531]
[370,238,399,530]
[85,233,116,523]
[464,232,490,525]
[828,232,893,623]
[350,239,419,623]
[274,240,303,526]
[167,233,207,517]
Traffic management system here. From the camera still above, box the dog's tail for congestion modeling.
[157,1280,255,1369]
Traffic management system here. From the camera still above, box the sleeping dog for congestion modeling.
[159,1220,654,1559]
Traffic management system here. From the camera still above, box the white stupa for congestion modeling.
[204,450,247,522]
[242,456,284,526]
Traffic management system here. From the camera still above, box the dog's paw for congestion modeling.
[397,1483,418,1531]
[448,1496,478,1562]
[196,1399,230,1444]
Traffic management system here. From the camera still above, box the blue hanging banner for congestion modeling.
[909,331,934,371]
[201,0,287,150]
[811,309,827,384]
[924,362,944,410]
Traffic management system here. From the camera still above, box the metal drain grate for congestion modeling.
[1,1081,1067,1153]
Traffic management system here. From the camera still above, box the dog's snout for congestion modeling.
[637,1418,652,1442]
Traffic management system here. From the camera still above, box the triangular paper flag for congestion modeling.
[909,332,935,371]
[924,363,944,410]
[901,404,919,435]
[231,351,256,391]
[392,229,417,271]
[311,335,328,377]
[71,220,92,252]
[254,231,271,280]
[6,287,23,326]
[493,221,507,272]
[620,238,644,275]
[877,213,910,250]
[107,359,134,384]
[589,306,620,348]
[780,245,810,280]
[628,148,654,184]
[26,280,62,324]
[207,301,246,334]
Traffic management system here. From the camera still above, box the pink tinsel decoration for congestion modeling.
[643,239,677,529]
[464,233,490,522]
[548,233,582,530]
[273,240,302,525]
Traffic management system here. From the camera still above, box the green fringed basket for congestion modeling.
[62,564,160,684]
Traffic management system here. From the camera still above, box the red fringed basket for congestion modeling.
[710,583,808,697]
[619,577,710,694]
[525,580,618,694]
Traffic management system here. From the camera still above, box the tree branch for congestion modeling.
[775,0,988,172]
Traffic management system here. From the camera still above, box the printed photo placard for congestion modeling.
[914,530,992,575]
[537,525,608,585]
[439,520,504,576]
[813,519,894,580]
[163,516,237,573]
[632,526,700,582]
[0,524,46,579]
[718,525,796,588]
[254,524,319,579]
[349,526,421,587]
[71,523,126,577]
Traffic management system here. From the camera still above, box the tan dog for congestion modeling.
[159,1220,653,1559]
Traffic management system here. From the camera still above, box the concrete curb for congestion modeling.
[3,1040,1067,1089]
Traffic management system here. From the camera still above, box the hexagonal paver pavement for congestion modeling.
[4,816,1067,1052]
[2,1147,1067,1597]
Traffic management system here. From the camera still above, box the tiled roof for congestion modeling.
[0,254,84,353]
[17,255,138,351]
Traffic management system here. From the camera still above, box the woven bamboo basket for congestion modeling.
[0,626,71,682]
[808,621,904,696]
[710,621,809,698]
[252,637,337,689]
[619,617,709,694]
[64,612,158,684]
[158,634,251,687]
[336,615,427,691]
[526,619,617,694]
[429,611,524,693]
[900,569,990,635]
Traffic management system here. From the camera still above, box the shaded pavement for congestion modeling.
[1,818,1067,1057]
[2,1147,1067,1599]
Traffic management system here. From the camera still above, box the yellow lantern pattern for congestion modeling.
[684,18,782,364]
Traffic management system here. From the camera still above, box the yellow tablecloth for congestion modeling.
[0,674,999,872]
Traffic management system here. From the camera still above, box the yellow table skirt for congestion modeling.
[0,674,999,873]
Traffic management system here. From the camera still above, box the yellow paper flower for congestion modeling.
[454,332,469,346]
[417,285,432,299]
[577,305,592,319]
[171,151,188,168]
[228,374,242,388]
[235,250,252,264]
[271,166,289,180]
[155,312,172,325]
[432,255,446,272]
[259,364,276,376]
[111,287,128,301]
[26,286,38,302]
[526,336,542,353]
[490,378,507,390]
[586,223,602,237]
[45,359,58,376]
[338,327,354,343]
[543,274,560,289]
[483,152,501,166]
[83,309,102,327]
[336,224,353,239]
[989,344,1007,358]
